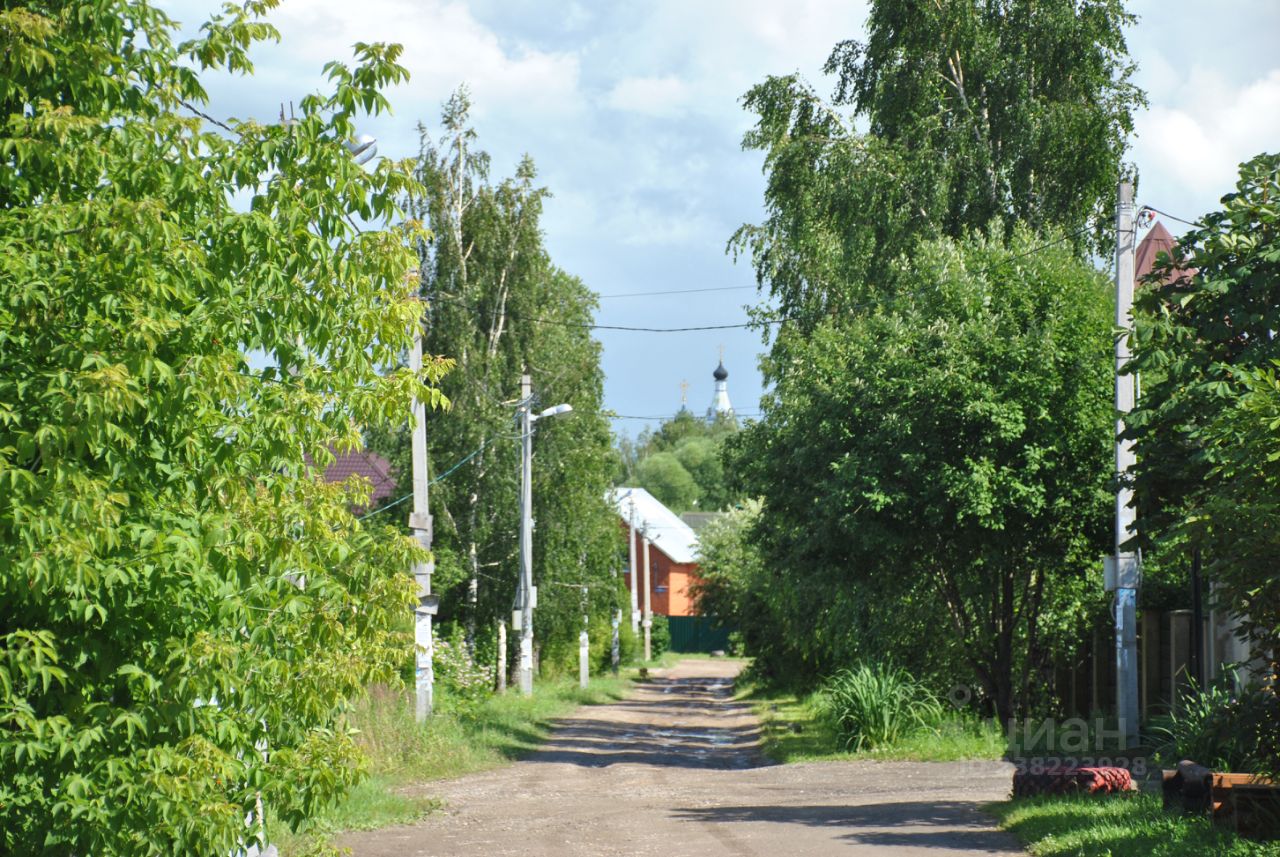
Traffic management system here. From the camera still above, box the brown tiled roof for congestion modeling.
[317,449,398,506]
[1137,221,1196,287]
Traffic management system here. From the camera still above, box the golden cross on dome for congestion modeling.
[718,343,725,363]
[680,379,689,405]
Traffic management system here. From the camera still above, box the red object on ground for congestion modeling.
[1013,766,1134,797]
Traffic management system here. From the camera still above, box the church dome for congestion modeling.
[713,361,728,381]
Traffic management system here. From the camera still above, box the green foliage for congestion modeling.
[1149,672,1280,776]
[689,499,766,653]
[727,228,1114,718]
[816,664,945,752]
[741,678,1005,763]
[365,91,621,675]
[619,410,740,512]
[0,2,445,853]
[635,451,700,512]
[723,3,1140,721]
[993,794,1276,857]
[1128,152,1280,673]
[649,614,671,660]
[733,0,1144,328]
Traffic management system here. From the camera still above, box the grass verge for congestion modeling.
[990,794,1279,856]
[275,673,632,855]
[737,679,1005,763]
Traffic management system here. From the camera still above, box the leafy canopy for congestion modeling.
[1127,152,1280,668]
[728,228,1114,718]
[0,2,445,853]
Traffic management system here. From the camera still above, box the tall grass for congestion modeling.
[816,663,946,751]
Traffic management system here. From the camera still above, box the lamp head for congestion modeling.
[536,403,573,419]
[346,134,378,165]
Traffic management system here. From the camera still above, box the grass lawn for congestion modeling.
[275,672,632,855]
[991,794,1280,856]
[737,680,1006,763]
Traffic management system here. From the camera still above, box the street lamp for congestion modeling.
[516,373,573,695]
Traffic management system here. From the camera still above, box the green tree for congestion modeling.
[733,0,1144,326]
[367,92,621,675]
[1127,152,1280,673]
[0,2,442,853]
[620,410,740,512]
[635,452,700,513]
[728,229,1114,719]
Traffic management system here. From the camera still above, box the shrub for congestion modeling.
[649,614,671,659]
[817,664,944,751]
[434,629,496,714]
[1150,671,1280,774]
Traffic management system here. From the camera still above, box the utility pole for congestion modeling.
[628,495,640,634]
[409,311,436,721]
[496,620,507,692]
[642,534,652,661]
[514,376,572,696]
[517,373,535,696]
[1110,180,1141,747]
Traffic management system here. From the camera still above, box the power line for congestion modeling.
[608,412,761,421]
[1139,205,1206,230]
[597,285,757,299]
[431,226,1095,335]
[357,434,510,520]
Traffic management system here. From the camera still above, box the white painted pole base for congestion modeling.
[414,606,433,721]
[1115,586,1139,747]
[496,621,507,693]
[579,631,590,689]
[518,636,534,696]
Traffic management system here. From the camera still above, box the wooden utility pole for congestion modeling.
[409,314,436,721]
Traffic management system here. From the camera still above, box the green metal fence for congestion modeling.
[667,615,733,653]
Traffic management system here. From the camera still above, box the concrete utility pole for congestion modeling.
[496,621,507,693]
[642,535,653,661]
[628,495,640,634]
[515,373,573,696]
[1109,180,1141,747]
[517,373,535,696]
[409,312,436,721]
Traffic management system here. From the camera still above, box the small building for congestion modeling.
[607,487,730,652]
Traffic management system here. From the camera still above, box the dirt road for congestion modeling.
[341,659,1023,856]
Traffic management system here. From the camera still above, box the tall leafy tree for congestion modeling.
[1127,152,1280,671]
[370,92,620,673]
[733,0,1144,327]
[0,2,442,853]
[724,0,1142,713]
[728,229,1114,718]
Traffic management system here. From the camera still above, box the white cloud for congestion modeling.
[1136,67,1280,197]
[605,75,691,117]
[177,0,582,120]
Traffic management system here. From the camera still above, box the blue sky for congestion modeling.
[162,0,1280,435]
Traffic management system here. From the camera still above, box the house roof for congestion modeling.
[680,512,723,533]
[317,449,398,506]
[607,487,699,565]
[1137,221,1196,286]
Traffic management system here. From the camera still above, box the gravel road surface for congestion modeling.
[341,659,1023,856]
